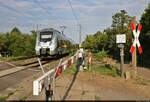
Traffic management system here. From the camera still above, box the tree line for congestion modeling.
[82,4,150,67]
[0,27,36,57]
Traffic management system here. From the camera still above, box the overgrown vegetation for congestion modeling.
[81,90,88,95]
[64,60,120,77]
[19,96,28,101]
[90,65,120,77]
[63,63,77,75]
[0,56,25,61]
[94,95,101,100]
[135,76,150,86]
[93,48,108,61]
[69,49,77,57]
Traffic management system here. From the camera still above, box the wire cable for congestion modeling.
[34,0,64,28]
[67,0,79,25]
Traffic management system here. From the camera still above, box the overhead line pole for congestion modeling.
[79,24,81,44]
[35,0,64,27]
[36,24,38,33]
[67,0,79,24]
[67,0,81,47]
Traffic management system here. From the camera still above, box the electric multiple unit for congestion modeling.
[35,28,74,57]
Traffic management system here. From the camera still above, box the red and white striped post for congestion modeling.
[88,52,92,70]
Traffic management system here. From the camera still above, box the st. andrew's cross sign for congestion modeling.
[130,23,143,54]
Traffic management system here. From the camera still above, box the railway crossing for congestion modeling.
[33,50,80,101]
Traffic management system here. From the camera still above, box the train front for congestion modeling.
[35,30,57,57]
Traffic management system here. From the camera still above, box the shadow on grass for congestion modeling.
[62,65,79,100]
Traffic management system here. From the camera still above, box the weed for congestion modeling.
[0,56,25,61]
[140,82,147,85]
[81,90,88,95]
[0,92,14,101]
[19,96,28,101]
[63,64,77,75]
[89,65,120,77]
[135,76,150,86]
[93,49,108,61]
[94,95,101,100]
[0,96,8,101]
[7,92,14,97]
[69,50,77,57]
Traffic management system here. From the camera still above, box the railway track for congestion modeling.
[0,54,69,93]
[0,57,57,78]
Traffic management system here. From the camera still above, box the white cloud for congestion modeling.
[0,0,149,42]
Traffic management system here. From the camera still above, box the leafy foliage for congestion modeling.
[93,48,108,61]
[0,27,37,57]
[82,31,108,52]
[139,3,150,67]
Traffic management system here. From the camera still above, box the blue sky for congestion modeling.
[0,0,149,43]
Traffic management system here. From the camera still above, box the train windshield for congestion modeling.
[40,31,53,41]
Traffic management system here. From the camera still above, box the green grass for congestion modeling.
[19,96,28,101]
[63,63,77,75]
[69,50,77,57]
[63,59,120,77]
[0,92,14,101]
[92,49,108,61]
[81,90,88,95]
[94,95,101,100]
[89,65,120,77]
[0,56,25,61]
[0,96,8,101]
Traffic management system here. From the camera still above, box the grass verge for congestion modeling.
[0,56,25,61]
[19,96,28,101]
[89,65,120,77]
[63,64,77,75]
[63,60,120,77]
[94,95,101,100]
[0,92,14,101]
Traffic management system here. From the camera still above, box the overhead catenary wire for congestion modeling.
[34,0,65,28]
[40,0,69,27]
[67,0,79,25]
[35,0,78,42]
[0,0,35,20]
[66,0,82,43]
[35,0,76,34]
[0,0,39,30]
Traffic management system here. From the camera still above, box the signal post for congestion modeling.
[130,16,143,78]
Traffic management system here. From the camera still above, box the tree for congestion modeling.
[0,27,36,57]
[139,3,150,67]
[104,10,132,60]
[82,35,96,51]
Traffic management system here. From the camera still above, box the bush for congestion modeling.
[93,48,108,61]
[69,50,77,56]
